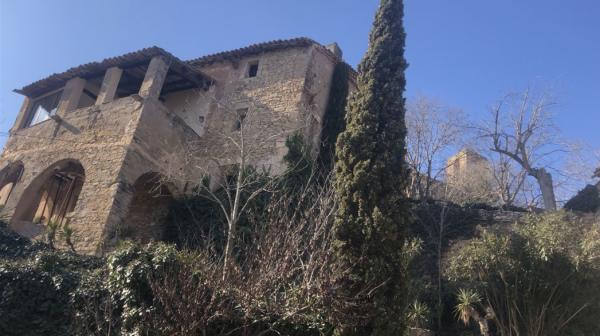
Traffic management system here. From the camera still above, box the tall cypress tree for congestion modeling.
[332,0,409,334]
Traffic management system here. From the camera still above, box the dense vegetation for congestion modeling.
[332,0,410,334]
[446,211,600,336]
[564,184,600,213]
[0,182,338,336]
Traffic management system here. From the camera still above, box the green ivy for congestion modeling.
[318,61,351,172]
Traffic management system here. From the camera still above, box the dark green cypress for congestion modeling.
[332,0,409,334]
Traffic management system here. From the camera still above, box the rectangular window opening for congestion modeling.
[233,108,248,131]
[247,61,259,78]
[25,90,63,128]
[115,64,148,99]
[77,76,103,109]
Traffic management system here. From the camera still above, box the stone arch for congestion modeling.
[121,172,174,243]
[12,159,85,237]
[0,161,24,207]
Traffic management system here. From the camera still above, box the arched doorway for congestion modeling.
[12,159,85,236]
[0,162,24,208]
[121,172,174,243]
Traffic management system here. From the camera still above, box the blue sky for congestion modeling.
[1,0,599,154]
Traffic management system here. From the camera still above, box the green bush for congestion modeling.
[0,226,101,336]
[0,223,338,335]
[446,211,600,336]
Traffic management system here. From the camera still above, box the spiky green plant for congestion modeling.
[45,220,60,249]
[62,222,76,252]
[406,300,430,329]
[454,289,481,326]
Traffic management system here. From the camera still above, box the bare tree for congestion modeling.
[161,90,305,281]
[479,88,563,210]
[192,107,297,280]
[486,150,527,208]
[406,96,466,200]
[146,174,381,335]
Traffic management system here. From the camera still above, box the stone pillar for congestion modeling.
[10,97,32,133]
[139,56,169,100]
[325,42,343,59]
[56,77,86,116]
[96,67,123,105]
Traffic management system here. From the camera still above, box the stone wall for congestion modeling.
[0,42,344,254]
[194,46,319,175]
[0,97,143,253]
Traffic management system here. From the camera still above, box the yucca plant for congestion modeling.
[45,220,61,249]
[455,289,492,336]
[62,221,76,252]
[406,300,430,330]
[455,289,480,325]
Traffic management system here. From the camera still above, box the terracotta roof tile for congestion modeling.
[16,37,354,98]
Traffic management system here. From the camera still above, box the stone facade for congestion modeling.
[446,148,490,181]
[444,148,495,203]
[0,38,353,254]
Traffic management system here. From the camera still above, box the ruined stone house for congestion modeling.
[0,38,353,254]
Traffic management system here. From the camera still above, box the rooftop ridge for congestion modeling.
[185,37,318,66]
[16,37,356,97]
[15,47,214,97]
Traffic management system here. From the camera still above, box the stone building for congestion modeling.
[0,38,353,254]
[446,148,490,181]
[445,148,495,203]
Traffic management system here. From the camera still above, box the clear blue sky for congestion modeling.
[1,0,599,152]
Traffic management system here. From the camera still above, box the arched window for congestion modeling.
[13,160,84,228]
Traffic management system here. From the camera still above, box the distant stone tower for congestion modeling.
[446,149,489,181]
[446,149,494,203]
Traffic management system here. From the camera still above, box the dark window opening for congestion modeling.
[225,174,236,187]
[233,108,248,131]
[247,61,259,78]
[116,66,147,99]
[25,90,63,127]
[77,76,103,109]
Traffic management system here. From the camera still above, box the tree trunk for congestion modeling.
[532,168,556,210]
[222,220,236,280]
[469,308,491,336]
